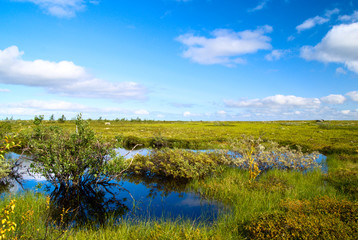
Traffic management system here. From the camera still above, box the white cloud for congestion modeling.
[134,109,149,115]
[296,16,329,32]
[217,110,226,115]
[176,26,273,66]
[296,9,339,32]
[265,49,289,61]
[0,88,10,92]
[300,22,358,74]
[347,91,358,101]
[248,0,269,12]
[0,99,90,117]
[8,99,88,111]
[325,8,340,18]
[336,67,347,74]
[287,35,295,41]
[0,99,154,119]
[339,10,358,23]
[225,95,321,109]
[18,0,97,18]
[320,94,346,104]
[183,111,191,117]
[223,91,358,120]
[0,46,147,100]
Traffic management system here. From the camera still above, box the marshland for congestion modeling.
[0,116,357,239]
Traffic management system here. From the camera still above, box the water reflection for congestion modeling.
[49,183,129,227]
[1,151,222,226]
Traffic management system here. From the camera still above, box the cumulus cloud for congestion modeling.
[300,22,358,74]
[347,91,358,101]
[18,0,97,18]
[265,49,289,61]
[176,26,273,66]
[320,94,346,104]
[0,46,147,100]
[296,8,339,32]
[225,95,321,109]
[223,91,358,120]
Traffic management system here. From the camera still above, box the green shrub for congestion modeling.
[33,115,44,125]
[244,196,358,239]
[128,149,231,180]
[26,114,126,189]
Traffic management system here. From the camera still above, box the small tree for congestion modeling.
[49,114,55,122]
[33,115,44,125]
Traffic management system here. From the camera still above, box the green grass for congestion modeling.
[6,119,358,153]
[1,164,356,239]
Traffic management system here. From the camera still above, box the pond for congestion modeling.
[2,150,224,225]
[2,148,327,226]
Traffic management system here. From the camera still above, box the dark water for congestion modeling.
[2,150,223,225]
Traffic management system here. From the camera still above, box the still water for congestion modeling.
[3,150,223,224]
[3,148,326,225]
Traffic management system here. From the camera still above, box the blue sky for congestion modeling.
[0,0,357,120]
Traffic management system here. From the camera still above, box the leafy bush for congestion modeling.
[128,149,231,180]
[33,115,44,125]
[244,196,358,239]
[27,114,126,190]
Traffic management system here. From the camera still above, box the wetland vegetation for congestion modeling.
[0,117,357,239]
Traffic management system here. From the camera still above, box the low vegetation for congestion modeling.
[244,196,358,240]
[0,117,357,239]
[127,149,230,180]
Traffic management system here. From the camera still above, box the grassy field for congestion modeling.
[9,119,358,154]
[1,119,357,239]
